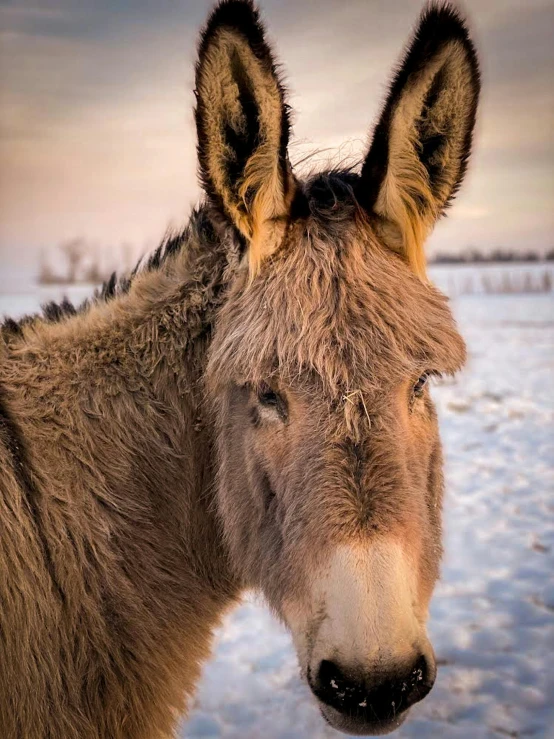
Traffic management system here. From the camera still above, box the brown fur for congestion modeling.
[0,1,479,736]
[0,215,242,738]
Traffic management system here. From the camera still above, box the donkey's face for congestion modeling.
[197,2,479,735]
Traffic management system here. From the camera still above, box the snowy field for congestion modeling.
[0,275,552,739]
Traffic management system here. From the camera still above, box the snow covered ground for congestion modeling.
[0,282,552,739]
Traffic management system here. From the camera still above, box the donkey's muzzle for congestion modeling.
[310,654,435,736]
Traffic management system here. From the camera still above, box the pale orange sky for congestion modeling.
[1,0,553,288]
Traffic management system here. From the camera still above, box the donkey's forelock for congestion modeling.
[207,170,466,400]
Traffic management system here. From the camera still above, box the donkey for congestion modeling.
[0,1,480,736]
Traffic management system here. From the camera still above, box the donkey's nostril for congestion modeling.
[408,654,433,691]
[315,660,369,712]
[318,660,351,697]
[312,654,435,724]
[401,654,435,705]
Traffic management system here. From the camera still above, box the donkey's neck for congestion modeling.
[0,208,242,736]
[29,207,242,586]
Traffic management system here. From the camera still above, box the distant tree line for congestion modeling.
[38,240,554,285]
[430,248,554,265]
[38,238,138,286]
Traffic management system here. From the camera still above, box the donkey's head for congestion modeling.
[198,1,479,734]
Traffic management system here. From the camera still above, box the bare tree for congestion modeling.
[60,237,86,283]
[37,249,57,285]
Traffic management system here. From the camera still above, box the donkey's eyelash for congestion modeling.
[413,374,430,398]
[425,370,444,384]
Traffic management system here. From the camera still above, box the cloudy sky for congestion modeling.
[1,0,553,287]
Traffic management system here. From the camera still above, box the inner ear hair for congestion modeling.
[358,4,480,278]
[195,0,293,278]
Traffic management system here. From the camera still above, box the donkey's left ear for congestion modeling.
[195,0,293,275]
[357,4,480,277]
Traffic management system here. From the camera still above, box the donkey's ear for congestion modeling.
[357,4,480,277]
[195,0,293,275]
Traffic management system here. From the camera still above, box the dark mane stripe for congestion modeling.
[42,297,78,323]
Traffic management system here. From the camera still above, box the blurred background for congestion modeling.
[0,1,553,738]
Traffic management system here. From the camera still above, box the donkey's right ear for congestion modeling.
[195,0,293,275]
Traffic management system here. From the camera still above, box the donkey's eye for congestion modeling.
[412,373,430,399]
[257,383,280,407]
[254,383,287,422]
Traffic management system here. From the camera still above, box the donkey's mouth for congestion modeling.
[318,702,409,736]
[307,670,412,736]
